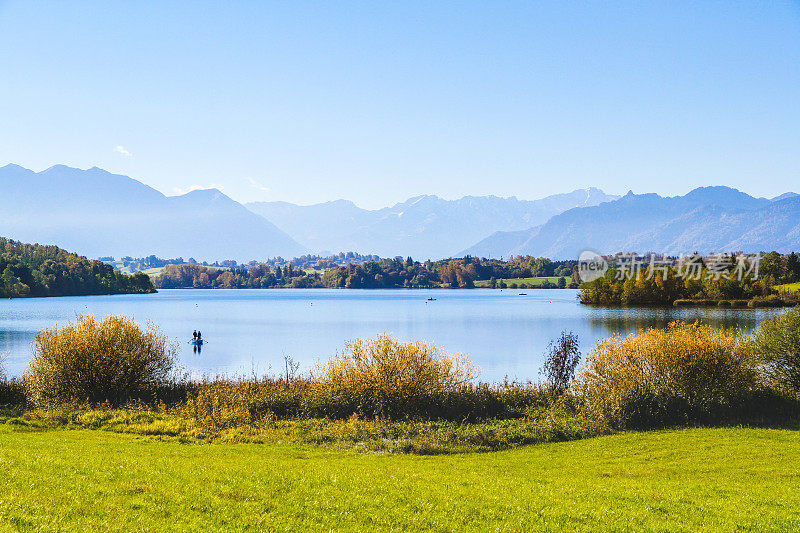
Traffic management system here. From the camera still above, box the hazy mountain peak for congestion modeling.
[0,163,32,172]
[684,185,745,199]
[42,163,76,173]
[247,187,619,258]
[181,187,225,197]
[324,199,359,207]
[0,164,305,261]
[398,194,440,206]
[772,192,799,202]
[462,185,799,259]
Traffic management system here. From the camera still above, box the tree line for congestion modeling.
[0,238,155,298]
[154,256,579,289]
[580,251,800,306]
[106,251,383,274]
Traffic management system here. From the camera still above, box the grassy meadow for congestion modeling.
[113,264,230,277]
[2,424,799,532]
[474,276,566,288]
[777,282,800,294]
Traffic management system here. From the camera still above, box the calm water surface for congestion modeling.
[0,289,784,381]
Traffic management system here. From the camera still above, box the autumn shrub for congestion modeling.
[577,321,760,429]
[310,333,479,419]
[25,315,177,407]
[754,306,800,394]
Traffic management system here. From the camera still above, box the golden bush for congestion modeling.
[577,321,758,427]
[311,333,478,418]
[25,315,177,407]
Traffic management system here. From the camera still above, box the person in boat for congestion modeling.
[192,330,202,354]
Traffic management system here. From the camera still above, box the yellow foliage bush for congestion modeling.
[578,321,758,428]
[25,315,177,407]
[311,333,479,418]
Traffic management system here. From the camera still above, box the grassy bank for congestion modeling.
[0,404,605,454]
[1,424,799,531]
[777,282,800,294]
[474,276,567,288]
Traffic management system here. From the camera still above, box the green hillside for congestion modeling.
[0,238,155,297]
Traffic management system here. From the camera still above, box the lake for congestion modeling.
[0,289,785,381]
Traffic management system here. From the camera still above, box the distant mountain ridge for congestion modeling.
[0,164,305,261]
[246,188,618,258]
[4,163,796,262]
[461,186,800,259]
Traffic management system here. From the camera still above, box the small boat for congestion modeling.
[518,293,527,295]
[427,297,437,301]
[191,339,204,346]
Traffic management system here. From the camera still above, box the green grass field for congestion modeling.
[475,276,567,288]
[106,262,230,276]
[2,425,798,531]
[776,282,800,294]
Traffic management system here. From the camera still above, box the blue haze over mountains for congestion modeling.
[1,164,798,262]
[464,187,800,259]
[0,164,305,261]
[245,188,617,258]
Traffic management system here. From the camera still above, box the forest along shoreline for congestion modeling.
[149,251,800,307]
[4,236,799,308]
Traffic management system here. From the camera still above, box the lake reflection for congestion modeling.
[586,306,763,334]
[0,289,784,381]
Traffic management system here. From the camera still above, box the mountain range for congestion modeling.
[0,164,305,261]
[246,188,618,258]
[463,187,800,259]
[1,163,798,262]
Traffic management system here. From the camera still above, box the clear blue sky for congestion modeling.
[1,1,798,208]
